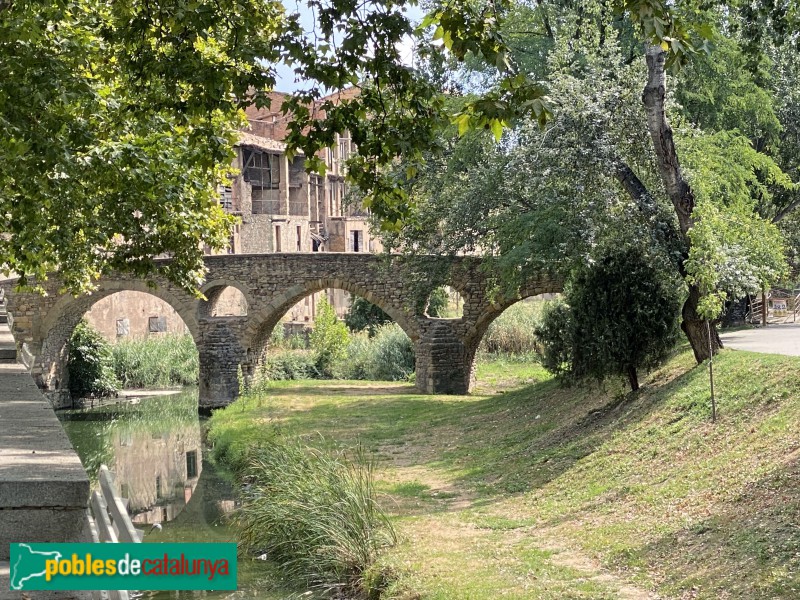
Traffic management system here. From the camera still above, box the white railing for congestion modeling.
[86,465,142,600]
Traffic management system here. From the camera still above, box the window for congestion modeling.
[274,225,281,252]
[116,318,129,337]
[338,135,351,163]
[148,316,166,333]
[186,450,198,479]
[296,226,302,251]
[218,185,233,210]
[310,174,324,220]
[351,230,362,252]
[243,149,281,214]
[289,157,304,188]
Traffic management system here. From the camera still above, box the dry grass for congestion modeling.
[210,349,800,598]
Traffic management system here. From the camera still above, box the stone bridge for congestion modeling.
[0,253,561,409]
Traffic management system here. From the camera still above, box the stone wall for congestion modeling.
[84,290,190,340]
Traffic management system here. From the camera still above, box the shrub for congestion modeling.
[310,297,350,377]
[536,248,681,391]
[534,301,574,377]
[112,334,198,388]
[235,439,397,597]
[345,296,392,335]
[258,350,319,381]
[364,323,415,381]
[268,325,308,350]
[333,332,372,380]
[481,301,544,354]
[333,324,415,381]
[68,320,118,398]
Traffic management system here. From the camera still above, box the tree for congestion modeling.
[536,248,682,391]
[310,297,350,377]
[345,297,393,335]
[385,2,796,364]
[1,0,718,295]
[67,320,118,398]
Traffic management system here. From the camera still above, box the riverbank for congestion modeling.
[208,348,800,599]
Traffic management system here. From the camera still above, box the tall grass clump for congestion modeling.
[333,324,414,381]
[480,300,546,355]
[258,350,319,381]
[235,440,397,598]
[112,334,198,388]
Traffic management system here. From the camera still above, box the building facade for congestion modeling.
[86,89,380,339]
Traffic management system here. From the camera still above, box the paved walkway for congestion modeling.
[0,318,90,599]
[720,323,800,356]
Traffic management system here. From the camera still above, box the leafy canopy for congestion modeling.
[1,0,721,293]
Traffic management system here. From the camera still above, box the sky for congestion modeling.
[273,0,424,92]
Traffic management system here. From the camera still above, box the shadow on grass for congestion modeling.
[264,360,704,501]
[636,456,800,599]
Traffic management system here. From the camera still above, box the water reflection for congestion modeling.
[60,390,208,526]
[58,390,295,599]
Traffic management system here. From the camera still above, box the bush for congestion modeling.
[481,301,544,354]
[310,297,350,377]
[334,324,415,381]
[364,323,415,381]
[534,301,574,377]
[235,439,397,597]
[535,248,681,391]
[268,325,308,350]
[112,334,198,388]
[345,296,392,335]
[68,320,118,398]
[334,333,372,380]
[258,350,319,381]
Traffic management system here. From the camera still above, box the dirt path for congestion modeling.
[377,442,658,599]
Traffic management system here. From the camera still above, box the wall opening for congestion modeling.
[48,290,200,402]
[200,285,248,318]
[477,294,556,356]
[249,287,415,385]
[425,286,464,319]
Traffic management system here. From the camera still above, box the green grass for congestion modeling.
[112,334,198,388]
[208,348,800,598]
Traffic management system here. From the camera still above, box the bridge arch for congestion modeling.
[243,278,420,368]
[199,280,251,318]
[32,282,199,407]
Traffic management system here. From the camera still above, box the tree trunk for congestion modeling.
[642,45,720,364]
[626,364,639,392]
[682,284,723,362]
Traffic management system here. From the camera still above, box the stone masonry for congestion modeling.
[0,254,562,409]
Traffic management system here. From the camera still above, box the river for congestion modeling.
[57,389,298,599]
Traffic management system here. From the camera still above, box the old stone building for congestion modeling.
[86,89,381,339]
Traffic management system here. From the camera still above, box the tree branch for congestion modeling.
[613,160,655,214]
[642,45,695,236]
[772,191,800,223]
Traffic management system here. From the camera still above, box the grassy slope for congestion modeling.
[209,349,800,599]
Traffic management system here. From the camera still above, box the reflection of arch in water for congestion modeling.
[35,284,198,405]
[106,392,202,526]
